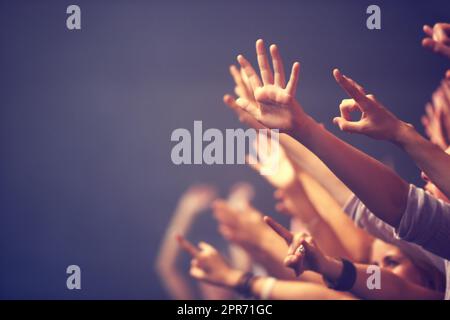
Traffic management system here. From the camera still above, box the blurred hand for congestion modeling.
[227,182,255,211]
[212,200,283,255]
[422,103,449,150]
[223,64,266,130]
[247,137,296,188]
[178,184,217,217]
[332,69,409,142]
[273,178,314,222]
[177,236,243,288]
[422,23,450,60]
[438,79,450,135]
[234,39,305,132]
[264,216,326,277]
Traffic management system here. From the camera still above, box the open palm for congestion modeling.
[236,39,303,131]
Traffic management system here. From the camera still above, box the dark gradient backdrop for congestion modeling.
[0,0,449,299]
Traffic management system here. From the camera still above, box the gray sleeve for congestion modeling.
[342,191,446,273]
[395,185,450,260]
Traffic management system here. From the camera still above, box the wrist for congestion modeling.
[391,120,416,147]
[252,234,283,263]
[289,112,317,142]
[225,269,245,288]
[317,256,342,280]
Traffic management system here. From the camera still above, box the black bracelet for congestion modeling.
[234,272,255,297]
[323,258,357,291]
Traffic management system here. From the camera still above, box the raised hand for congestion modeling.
[235,39,305,132]
[264,216,326,277]
[177,235,243,288]
[332,69,408,141]
[422,23,450,60]
[177,184,217,217]
[422,102,449,150]
[223,64,266,130]
[422,80,450,149]
[247,136,296,188]
[227,182,255,211]
[212,200,283,254]
[273,178,313,220]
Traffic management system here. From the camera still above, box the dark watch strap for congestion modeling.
[323,258,357,291]
[234,272,256,297]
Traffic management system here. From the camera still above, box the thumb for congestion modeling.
[333,117,363,133]
[198,241,215,252]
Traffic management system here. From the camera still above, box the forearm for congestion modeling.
[290,114,409,228]
[156,207,199,298]
[280,133,352,206]
[157,265,197,299]
[395,122,450,199]
[249,239,297,280]
[319,258,443,300]
[156,237,197,299]
[299,174,375,262]
[352,264,442,300]
[250,277,355,300]
[289,178,351,259]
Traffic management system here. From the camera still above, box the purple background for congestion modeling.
[0,0,449,299]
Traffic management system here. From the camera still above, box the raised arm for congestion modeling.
[224,62,352,206]
[243,134,358,260]
[177,236,354,300]
[295,173,376,263]
[273,176,351,260]
[265,217,443,300]
[278,134,352,207]
[332,70,450,201]
[155,184,217,299]
[234,39,409,228]
[212,199,299,280]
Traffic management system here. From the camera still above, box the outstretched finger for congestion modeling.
[256,39,274,85]
[223,94,265,130]
[333,69,370,110]
[177,235,200,257]
[237,54,262,91]
[264,216,293,244]
[286,62,300,96]
[270,44,286,87]
[423,25,433,37]
[230,65,251,100]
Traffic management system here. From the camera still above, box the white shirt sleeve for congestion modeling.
[395,185,450,260]
[343,192,445,273]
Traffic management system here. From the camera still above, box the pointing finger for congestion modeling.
[264,216,293,244]
[177,235,200,257]
[333,69,370,110]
